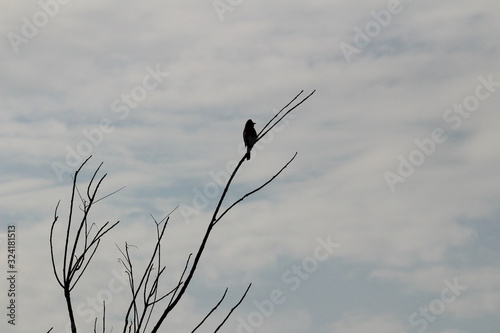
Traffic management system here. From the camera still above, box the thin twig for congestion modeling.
[150,280,182,305]
[257,90,303,137]
[67,173,106,282]
[50,201,63,288]
[94,185,126,204]
[214,152,297,226]
[51,156,122,333]
[150,90,314,333]
[63,155,91,282]
[191,288,228,333]
[102,300,106,333]
[257,90,316,143]
[214,284,252,333]
[86,162,104,200]
[121,219,170,333]
[168,253,193,307]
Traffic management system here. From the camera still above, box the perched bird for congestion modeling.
[243,119,258,160]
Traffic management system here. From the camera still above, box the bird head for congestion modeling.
[245,119,256,128]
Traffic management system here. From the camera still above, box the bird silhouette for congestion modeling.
[243,119,258,160]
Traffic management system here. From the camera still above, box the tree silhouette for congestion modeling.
[48,90,315,333]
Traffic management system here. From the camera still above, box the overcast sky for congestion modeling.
[1,1,500,333]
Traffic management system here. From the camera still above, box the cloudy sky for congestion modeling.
[1,1,500,332]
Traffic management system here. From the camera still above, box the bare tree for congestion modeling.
[49,90,315,333]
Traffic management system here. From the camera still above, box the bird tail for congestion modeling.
[246,148,251,160]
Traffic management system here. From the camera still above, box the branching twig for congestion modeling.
[120,210,177,333]
[50,157,120,333]
[93,301,106,333]
[214,283,252,333]
[150,90,314,333]
[168,253,193,308]
[191,288,228,333]
[50,90,314,333]
[257,90,316,143]
[62,156,92,287]
[213,152,297,226]
[258,90,304,136]
[50,201,63,288]
[95,186,126,204]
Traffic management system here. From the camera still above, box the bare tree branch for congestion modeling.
[258,90,304,137]
[257,89,316,143]
[191,288,228,333]
[94,186,126,204]
[168,253,193,308]
[214,283,252,333]
[50,90,314,333]
[213,152,297,226]
[93,301,106,333]
[120,213,175,333]
[50,201,63,288]
[151,90,314,333]
[51,157,120,333]
[62,155,92,287]
[67,166,106,278]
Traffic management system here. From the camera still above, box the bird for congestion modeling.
[243,119,258,160]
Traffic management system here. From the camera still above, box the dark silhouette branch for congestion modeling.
[50,156,120,333]
[50,200,63,288]
[95,185,126,204]
[119,207,178,333]
[67,163,106,281]
[93,301,106,333]
[258,90,304,137]
[151,90,314,333]
[191,288,228,333]
[168,253,193,308]
[50,90,314,333]
[257,90,316,143]
[213,152,297,226]
[214,283,252,333]
[62,156,92,287]
[191,283,252,333]
[151,156,247,332]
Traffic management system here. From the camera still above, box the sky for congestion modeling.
[1,0,500,332]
